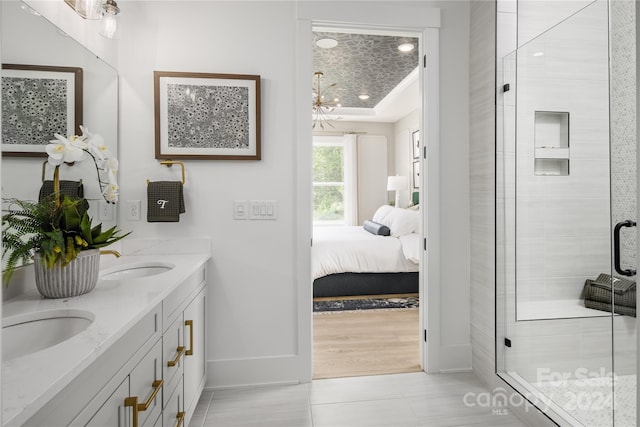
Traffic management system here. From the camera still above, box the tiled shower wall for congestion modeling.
[515,0,611,306]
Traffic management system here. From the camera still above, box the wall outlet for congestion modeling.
[98,200,114,221]
[126,200,141,221]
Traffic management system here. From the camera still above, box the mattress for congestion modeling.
[312,225,419,280]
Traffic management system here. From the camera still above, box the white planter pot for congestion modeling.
[33,249,100,298]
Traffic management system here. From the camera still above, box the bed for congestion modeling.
[312,205,420,297]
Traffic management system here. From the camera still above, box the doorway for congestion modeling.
[308,25,423,381]
[294,4,442,383]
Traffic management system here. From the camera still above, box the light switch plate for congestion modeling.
[233,200,248,220]
[249,200,277,220]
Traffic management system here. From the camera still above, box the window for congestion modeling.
[313,137,345,224]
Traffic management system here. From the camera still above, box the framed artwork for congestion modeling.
[413,160,420,189]
[412,129,420,159]
[2,64,83,157]
[154,71,261,160]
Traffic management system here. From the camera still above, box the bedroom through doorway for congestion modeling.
[310,26,423,380]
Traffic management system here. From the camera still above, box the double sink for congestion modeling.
[2,261,174,361]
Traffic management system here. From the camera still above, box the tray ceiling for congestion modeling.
[312,31,419,121]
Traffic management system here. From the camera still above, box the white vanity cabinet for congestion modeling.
[183,288,206,420]
[162,269,207,427]
[19,262,208,427]
[24,303,163,427]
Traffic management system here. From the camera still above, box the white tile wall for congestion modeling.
[515,0,611,308]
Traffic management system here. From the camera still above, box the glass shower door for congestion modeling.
[496,0,637,425]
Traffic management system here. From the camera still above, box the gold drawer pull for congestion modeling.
[176,411,186,427]
[167,346,186,367]
[124,379,164,427]
[185,320,194,356]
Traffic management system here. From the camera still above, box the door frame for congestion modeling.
[295,4,442,382]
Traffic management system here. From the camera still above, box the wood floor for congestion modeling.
[313,307,421,379]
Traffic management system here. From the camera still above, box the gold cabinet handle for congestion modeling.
[167,346,186,367]
[175,411,186,427]
[185,320,194,356]
[124,379,164,427]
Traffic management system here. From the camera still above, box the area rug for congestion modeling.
[313,296,419,312]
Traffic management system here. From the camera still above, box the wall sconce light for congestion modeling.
[65,0,102,19]
[100,0,120,39]
[65,0,121,39]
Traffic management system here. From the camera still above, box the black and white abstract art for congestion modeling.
[1,64,82,157]
[155,72,261,160]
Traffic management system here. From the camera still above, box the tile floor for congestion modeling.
[189,372,528,427]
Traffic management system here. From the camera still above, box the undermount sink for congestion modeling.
[2,309,94,361]
[100,262,174,281]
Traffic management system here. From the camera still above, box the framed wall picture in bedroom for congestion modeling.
[154,71,261,160]
[412,129,420,159]
[413,160,420,189]
[1,64,83,157]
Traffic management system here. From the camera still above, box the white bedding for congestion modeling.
[312,226,419,280]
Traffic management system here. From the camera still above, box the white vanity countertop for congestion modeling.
[2,253,210,426]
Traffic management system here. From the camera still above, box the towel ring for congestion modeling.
[147,160,186,185]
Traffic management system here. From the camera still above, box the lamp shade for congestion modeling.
[387,175,408,191]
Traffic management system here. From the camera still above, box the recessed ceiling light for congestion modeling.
[359,94,370,100]
[398,43,414,52]
[533,51,544,57]
[316,38,338,49]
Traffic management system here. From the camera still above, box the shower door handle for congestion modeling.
[613,220,636,277]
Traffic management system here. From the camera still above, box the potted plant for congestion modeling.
[2,126,130,298]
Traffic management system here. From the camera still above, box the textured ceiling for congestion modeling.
[312,32,419,109]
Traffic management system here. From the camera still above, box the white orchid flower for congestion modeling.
[46,134,85,166]
[103,157,119,173]
[88,136,113,161]
[47,126,120,205]
[102,181,119,203]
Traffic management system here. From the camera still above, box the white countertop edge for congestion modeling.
[2,253,210,426]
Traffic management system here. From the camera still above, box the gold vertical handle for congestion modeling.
[175,411,186,427]
[124,379,164,427]
[124,396,140,427]
[167,346,186,367]
[185,320,194,356]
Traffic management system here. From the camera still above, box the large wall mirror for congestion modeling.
[1,0,119,231]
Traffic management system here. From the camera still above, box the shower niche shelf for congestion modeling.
[534,111,569,176]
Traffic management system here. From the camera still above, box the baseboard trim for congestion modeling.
[207,355,300,389]
[440,344,472,372]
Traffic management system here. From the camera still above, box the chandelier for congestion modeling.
[312,71,340,130]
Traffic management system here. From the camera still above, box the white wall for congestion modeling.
[117,1,300,387]
[394,109,420,208]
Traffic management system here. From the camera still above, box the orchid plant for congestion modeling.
[47,126,120,204]
[2,126,129,284]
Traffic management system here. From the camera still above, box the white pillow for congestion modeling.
[372,205,420,237]
[372,205,394,224]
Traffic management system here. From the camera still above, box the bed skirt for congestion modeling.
[313,272,419,298]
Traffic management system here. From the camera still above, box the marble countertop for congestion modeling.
[2,253,210,426]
